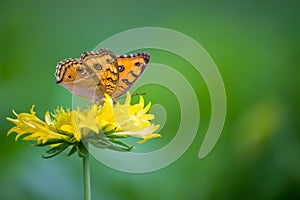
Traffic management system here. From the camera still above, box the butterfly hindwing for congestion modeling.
[112,52,150,99]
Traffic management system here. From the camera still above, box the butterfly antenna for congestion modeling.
[116,92,148,101]
[131,92,147,98]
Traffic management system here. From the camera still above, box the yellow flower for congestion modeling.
[6,92,161,158]
[109,92,161,143]
[114,94,154,130]
[61,105,100,141]
[96,94,118,132]
[7,106,71,144]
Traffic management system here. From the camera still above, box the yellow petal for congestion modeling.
[30,105,36,115]
[137,134,161,144]
[60,125,74,133]
[125,92,131,105]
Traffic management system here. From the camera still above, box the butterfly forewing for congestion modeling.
[55,58,99,99]
[112,52,150,99]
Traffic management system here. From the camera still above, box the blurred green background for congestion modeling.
[1,0,300,199]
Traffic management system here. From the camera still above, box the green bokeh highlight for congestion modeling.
[1,0,300,199]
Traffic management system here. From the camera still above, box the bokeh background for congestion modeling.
[1,0,300,199]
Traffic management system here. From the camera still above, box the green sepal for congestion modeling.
[102,126,117,136]
[66,143,78,157]
[107,144,132,152]
[109,139,133,151]
[34,138,73,147]
[89,138,112,149]
[106,134,128,139]
[77,142,88,158]
[42,143,70,159]
[86,135,132,152]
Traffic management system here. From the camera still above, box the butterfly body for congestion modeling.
[55,49,150,102]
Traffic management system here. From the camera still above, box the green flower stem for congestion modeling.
[83,145,91,200]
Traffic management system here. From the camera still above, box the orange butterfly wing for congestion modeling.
[112,52,150,99]
[80,49,119,99]
[55,58,100,99]
[55,49,120,101]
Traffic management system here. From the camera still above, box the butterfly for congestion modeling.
[54,49,150,102]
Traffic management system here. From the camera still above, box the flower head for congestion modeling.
[109,93,161,143]
[6,92,161,158]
